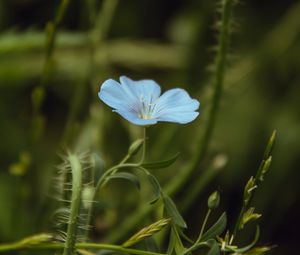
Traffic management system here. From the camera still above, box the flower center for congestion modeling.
[139,95,156,119]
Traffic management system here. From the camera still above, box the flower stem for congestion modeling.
[0,241,166,255]
[140,127,147,164]
[63,153,83,255]
[196,209,211,243]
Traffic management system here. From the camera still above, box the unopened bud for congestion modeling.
[259,156,272,181]
[208,191,220,209]
[263,130,276,160]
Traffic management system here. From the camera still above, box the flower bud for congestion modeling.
[243,176,256,205]
[208,191,220,209]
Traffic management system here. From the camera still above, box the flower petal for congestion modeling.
[153,88,200,117]
[120,76,161,104]
[114,109,157,126]
[157,112,199,124]
[99,78,141,115]
[98,79,127,110]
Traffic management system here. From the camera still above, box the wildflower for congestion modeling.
[98,76,200,126]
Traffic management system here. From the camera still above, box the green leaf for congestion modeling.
[207,240,220,255]
[171,225,186,255]
[141,153,180,169]
[167,226,176,255]
[146,174,161,204]
[201,212,227,241]
[106,172,140,190]
[163,194,187,228]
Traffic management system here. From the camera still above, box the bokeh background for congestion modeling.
[0,0,299,254]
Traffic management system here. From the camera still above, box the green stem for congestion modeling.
[31,0,71,142]
[0,242,165,255]
[140,127,147,164]
[231,131,276,242]
[63,153,83,255]
[231,204,246,242]
[196,209,211,243]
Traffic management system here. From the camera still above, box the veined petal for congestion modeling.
[120,76,161,104]
[119,76,141,102]
[153,88,200,117]
[99,79,140,114]
[157,112,199,124]
[114,109,157,126]
[98,79,128,110]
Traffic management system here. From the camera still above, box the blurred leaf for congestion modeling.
[145,173,161,204]
[201,212,227,241]
[141,153,180,169]
[207,240,220,255]
[163,194,187,228]
[105,172,140,190]
[171,225,186,255]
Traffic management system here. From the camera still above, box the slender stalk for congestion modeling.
[31,0,71,142]
[0,242,166,255]
[140,127,147,164]
[196,209,211,243]
[63,153,83,255]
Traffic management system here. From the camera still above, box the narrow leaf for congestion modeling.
[207,240,220,255]
[171,225,186,255]
[146,174,161,204]
[163,194,187,228]
[106,172,140,190]
[142,153,180,169]
[167,227,175,255]
[201,212,227,241]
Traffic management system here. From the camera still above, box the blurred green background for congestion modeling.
[0,0,299,254]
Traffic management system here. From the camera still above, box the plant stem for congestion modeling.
[63,153,83,255]
[140,127,147,163]
[231,131,276,242]
[0,242,166,255]
[196,209,211,243]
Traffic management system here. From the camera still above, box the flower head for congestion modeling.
[98,76,200,126]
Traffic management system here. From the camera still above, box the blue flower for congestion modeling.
[98,76,200,126]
